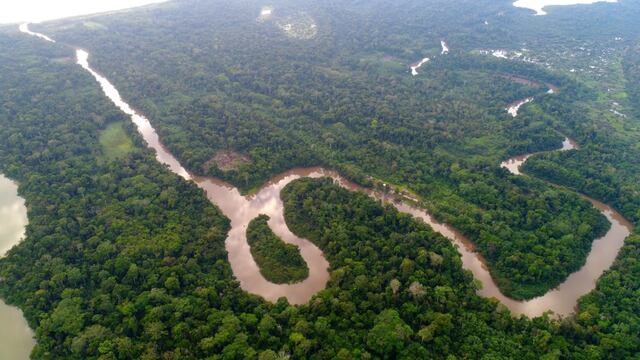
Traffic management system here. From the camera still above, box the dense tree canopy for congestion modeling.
[33,0,621,299]
[246,215,309,284]
[1,0,640,358]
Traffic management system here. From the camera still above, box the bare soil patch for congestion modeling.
[204,150,251,172]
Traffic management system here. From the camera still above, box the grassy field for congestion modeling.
[98,121,134,160]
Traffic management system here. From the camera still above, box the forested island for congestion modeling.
[246,215,309,284]
[32,0,625,300]
[0,0,639,358]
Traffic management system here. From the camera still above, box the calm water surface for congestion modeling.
[23,25,634,317]
[0,175,35,360]
[500,138,632,316]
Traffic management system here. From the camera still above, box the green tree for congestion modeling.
[366,309,413,357]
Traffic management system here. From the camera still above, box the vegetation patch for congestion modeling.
[98,121,135,160]
[83,21,107,31]
[204,150,251,172]
[246,214,309,284]
[51,57,75,65]
[497,73,544,88]
[22,1,640,356]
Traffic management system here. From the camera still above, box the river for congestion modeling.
[0,175,35,360]
[502,74,558,117]
[76,48,331,304]
[499,138,633,315]
[410,57,430,76]
[21,24,634,318]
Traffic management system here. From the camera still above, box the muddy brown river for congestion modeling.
[499,137,633,315]
[76,46,634,317]
[504,75,558,117]
[21,24,634,319]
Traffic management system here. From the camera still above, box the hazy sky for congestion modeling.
[0,0,619,24]
[0,0,166,24]
[513,0,617,15]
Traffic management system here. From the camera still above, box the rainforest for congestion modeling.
[0,0,639,359]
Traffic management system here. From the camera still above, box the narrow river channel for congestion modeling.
[20,24,634,318]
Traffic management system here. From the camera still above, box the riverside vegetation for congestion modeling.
[0,0,639,358]
[37,0,619,300]
[246,215,309,284]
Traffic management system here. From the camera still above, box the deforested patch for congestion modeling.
[204,150,252,172]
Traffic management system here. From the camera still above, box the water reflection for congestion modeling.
[0,175,35,359]
[499,138,632,316]
[73,40,632,316]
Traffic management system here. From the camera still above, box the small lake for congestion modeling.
[0,174,35,360]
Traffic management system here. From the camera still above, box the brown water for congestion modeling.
[499,137,633,316]
[71,39,634,316]
[507,97,534,117]
[77,49,332,304]
[194,167,496,306]
[194,171,331,304]
[0,174,36,359]
[503,75,558,117]
[501,137,578,175]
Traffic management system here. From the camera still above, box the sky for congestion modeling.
[513,0,617,15]
[0,0,166,24]
[0,0,619,24]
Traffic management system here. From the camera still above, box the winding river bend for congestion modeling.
[500,138,632,315]
[504,75,558,117]
[76,49,331,304]
[0,175,36,359]
[22,24,633,317]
